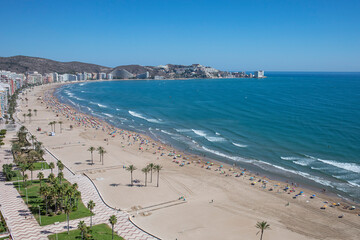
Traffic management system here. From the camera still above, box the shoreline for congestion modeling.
[18,82,360,240]
[51,81,356,205]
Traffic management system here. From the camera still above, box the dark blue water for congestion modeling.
[55,72,360,200]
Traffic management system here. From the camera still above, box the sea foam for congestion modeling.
[128,110,162,123]
[202,146,250,162]
[192,129,226,142]
[232,142,248,148]
[318,159,360,173]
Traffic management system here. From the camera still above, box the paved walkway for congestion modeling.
[0,130,46,240]
[0,129,159,239]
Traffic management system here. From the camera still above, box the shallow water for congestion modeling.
[55,72,360,200]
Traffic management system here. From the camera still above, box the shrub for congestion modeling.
[2,164,16,181]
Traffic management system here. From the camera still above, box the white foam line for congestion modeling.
[232,142,248,148]
[192,129,226,142]
[202,146,252,163]
[128,110,162,123]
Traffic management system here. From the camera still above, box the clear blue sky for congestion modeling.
[1,0,359,71]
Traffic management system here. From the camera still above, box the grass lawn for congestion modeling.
[33,161,50,170]
[10,170,23,181]
[14,180,93,226]
[9,162,50,181]
[48,224,124,240]
[0,236,10,240]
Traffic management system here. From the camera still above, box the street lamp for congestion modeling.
[26,187,28,204]
[17,177,20,191]
[38,205,41,225]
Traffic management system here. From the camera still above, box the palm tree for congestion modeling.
[88,147,95,165]
[126,165,137,186]
[11,143,21,154]
[52,121,57,132]
[22,113,26,122]
[64,204,71,235]
[148,163,155,183]
[58,172,64,184]
[35,141,43,151]
[66,187,75,207]
[37,172,44,187]
[19,126,27,133]
[40,185,50,215]
[74,191,81,209]
[24,174,29,188]
[27,113,32,123]
[58,121,63,133]
[28,163,35,183]
[19,163,27,183]
[30,135,36,149]
[48,173,55,183]
[78,220,87,240]
[154,165,162,187]
[34,109,37,116]
[256,221,270,240]
[142,167,150,187]
[49,162,55,174]
[87,200,95,228]
[57,161,64,172]
[101,149,106,165]
[48,122,53,132]
[37,149,45,161]
[109,215,117,240]
[97,146,104,162]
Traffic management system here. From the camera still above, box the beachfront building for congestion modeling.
[154,75,165,80]
[136,71,150,79]
[85,72,92,80]
[254,70,265,78]
[27,72,43,84]
[60,74,77,82]
[51,72,59,82]
[77,73,85,81]
[0,85,8,118]
[43,73,53,84]
[99,72,107,79]
[0,70,25,93]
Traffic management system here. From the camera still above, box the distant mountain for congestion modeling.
[0,55,243,79]
[0,55,111,74]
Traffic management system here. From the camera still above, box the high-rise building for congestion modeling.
[99,72,107,79]
[61,74,77,81]
[0,84,9,118]
[254,70,264,78]
[27,72,43,84]
[136,71,150,79]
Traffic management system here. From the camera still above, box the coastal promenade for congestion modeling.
[0,126,158,239]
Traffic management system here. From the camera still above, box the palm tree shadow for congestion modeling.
[110,183,121,187]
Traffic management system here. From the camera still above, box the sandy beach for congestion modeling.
[16,83,360,240]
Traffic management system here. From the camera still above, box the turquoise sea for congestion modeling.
[55,72,360,201]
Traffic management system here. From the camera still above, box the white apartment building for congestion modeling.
[27,72,43,84]
[254,70,264,78]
